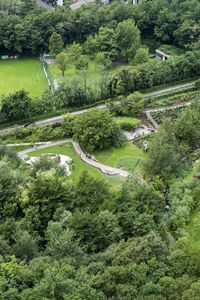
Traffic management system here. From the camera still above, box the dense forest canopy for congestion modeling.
[0,0,200,54]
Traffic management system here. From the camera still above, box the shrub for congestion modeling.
[115,117,141,131]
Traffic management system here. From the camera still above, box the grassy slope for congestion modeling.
[48,61,123,86]
[0,58,48,97]
[93,142,146,173]
[28,143,126,188]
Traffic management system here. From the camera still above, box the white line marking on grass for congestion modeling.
[37,73,41,81]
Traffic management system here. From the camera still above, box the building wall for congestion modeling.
[57,0,64,6]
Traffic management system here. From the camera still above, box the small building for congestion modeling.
[57,0,64,6]
[133,0,141,4]
[155,49,170,61]
[41,54,55,65]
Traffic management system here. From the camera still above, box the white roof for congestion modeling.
[155,49,170,58]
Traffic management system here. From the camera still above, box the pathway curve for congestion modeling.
[17,139,130,177]
[0,81,195,134]
[144,101,191,129]
[6,101,193,178]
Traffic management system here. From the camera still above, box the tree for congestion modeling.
[75,55,89,93]
[123,92,145,116]
[70,210,122,252]
[67,42,82,64]
[109,92,145,117]
[174,101,200,148]
[114,19,141,61]
[75,56,89,73]
[0,162,24,220]
[133,47,150,65]
[26,169,72,233]
[49,32,63,55]
[61,113,76,137]
[45,220,83,261]
[0,90,33,122]
[73,110,125,152]
[115,177,165,238]
[13,229,39,262]
[56,52,68,77]
[182,281,200,300]
[95,52,112,71]
[73,172,111,212]
[144,119,183,182]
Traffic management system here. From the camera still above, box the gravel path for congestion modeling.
[144,101,191,129]
[0,82,195,134]
[17,139,130,177]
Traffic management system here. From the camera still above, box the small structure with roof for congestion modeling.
[22,153,73,176]
[155,49,170,61]
[40,54,55,65]
[57,0,64,5]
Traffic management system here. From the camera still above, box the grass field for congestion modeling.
[93,142,146,173]
[29,143,126,188]
[48,61,123,86]
[0,58,48,97]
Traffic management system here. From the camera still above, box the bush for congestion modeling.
[73,110,126,152]
[115,117,141,131]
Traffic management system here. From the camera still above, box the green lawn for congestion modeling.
[0,58,48,97]
[28,143,126,188]
[48,61,123,86]
[92,142,146,174]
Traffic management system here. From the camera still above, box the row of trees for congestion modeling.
[52,49,200,110]
[1,0,200,54]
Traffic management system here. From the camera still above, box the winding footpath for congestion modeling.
[144,101,192,129]
[2,83,194,178]
[17,139,130,177]
[12,100,192,178]
[0,81,195,135]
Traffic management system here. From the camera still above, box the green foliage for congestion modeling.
[73,110,125,152]
[144,119,184,182]
[75,55,89,71]
[1,2,200,298]
[115,177,165,238]
[69,209,122,252]
[56,52,68,77]
[0,90,33,122]
[95,52,112,71]
[0,162,24,220]
[115,117,141,131]
[174,101,200,148]
[115,19,141,61]
[133,47,150,65]
[49,32,63,55]
[73,172,111,212]
[109,92,145,117]
[66,42,82,64]
[61,113,76,137]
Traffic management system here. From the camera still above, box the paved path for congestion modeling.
[17,139,130,177]
[0,81,195,135]
[124,125,154,141]
[144,101,191,129]
[144,82,195,99]
[36,0,52,9]
[70,0,95,10]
